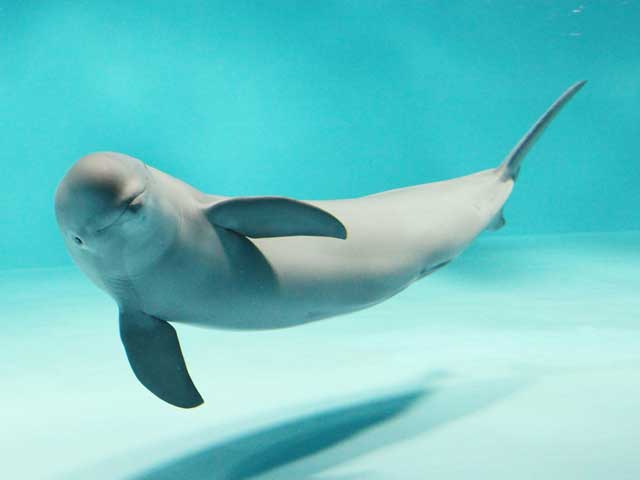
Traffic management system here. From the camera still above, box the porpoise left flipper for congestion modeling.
[119,311,203,408]
[207,196,347,239]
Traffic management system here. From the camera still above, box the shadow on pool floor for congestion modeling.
[130,375,522,480]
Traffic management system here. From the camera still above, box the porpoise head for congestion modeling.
[55,152,169,288]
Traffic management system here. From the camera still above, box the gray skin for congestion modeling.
[55,81,585,408]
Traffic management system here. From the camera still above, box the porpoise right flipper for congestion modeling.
[119,310,203,408]
[206,196,348,239]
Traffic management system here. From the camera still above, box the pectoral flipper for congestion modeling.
[207,196,347,239]
[119,310,203,408]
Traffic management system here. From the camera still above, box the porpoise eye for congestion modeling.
[73,236,84,245]
[128,193,144,213]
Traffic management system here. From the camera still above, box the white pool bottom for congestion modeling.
[1,232,639,479]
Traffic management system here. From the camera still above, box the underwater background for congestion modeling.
[1,1,639,479]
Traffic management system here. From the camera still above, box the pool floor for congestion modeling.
[1,232,639,479]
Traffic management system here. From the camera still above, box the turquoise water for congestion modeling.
[1,2,639,479]
[1,0,639,268]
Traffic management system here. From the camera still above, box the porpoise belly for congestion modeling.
[140,169,512,331]
[138,216,421,330]
[244,169,513,328]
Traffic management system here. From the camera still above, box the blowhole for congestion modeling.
[73,236,84,246]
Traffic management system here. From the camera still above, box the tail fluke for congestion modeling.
[498,80,586,181]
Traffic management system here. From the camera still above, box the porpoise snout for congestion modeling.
[55,152,148,245]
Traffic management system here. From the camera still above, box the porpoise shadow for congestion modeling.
[129,374,524,480]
